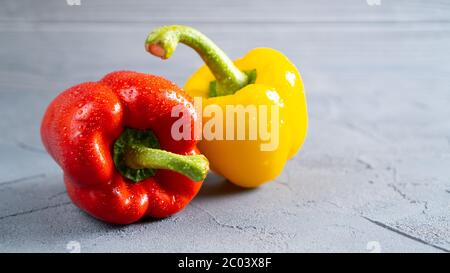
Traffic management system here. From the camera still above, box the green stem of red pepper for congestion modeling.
[114,128,208,182]
[145,25,251,96]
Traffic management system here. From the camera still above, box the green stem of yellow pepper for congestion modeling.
[145,25,249,96]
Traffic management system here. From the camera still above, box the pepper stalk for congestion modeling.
[114,128,208,182]
[145,25,253,96]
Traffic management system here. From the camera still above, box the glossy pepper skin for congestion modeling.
[186,48,307,187]
[146,26,308,188]
[41,71,207,224]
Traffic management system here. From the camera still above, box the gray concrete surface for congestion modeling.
[0,0,449,252]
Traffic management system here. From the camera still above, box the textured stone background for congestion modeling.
[0,0,449,252]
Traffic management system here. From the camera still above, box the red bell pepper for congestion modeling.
[41,71,209,224]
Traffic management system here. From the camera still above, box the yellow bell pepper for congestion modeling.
[145,25,308,187]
